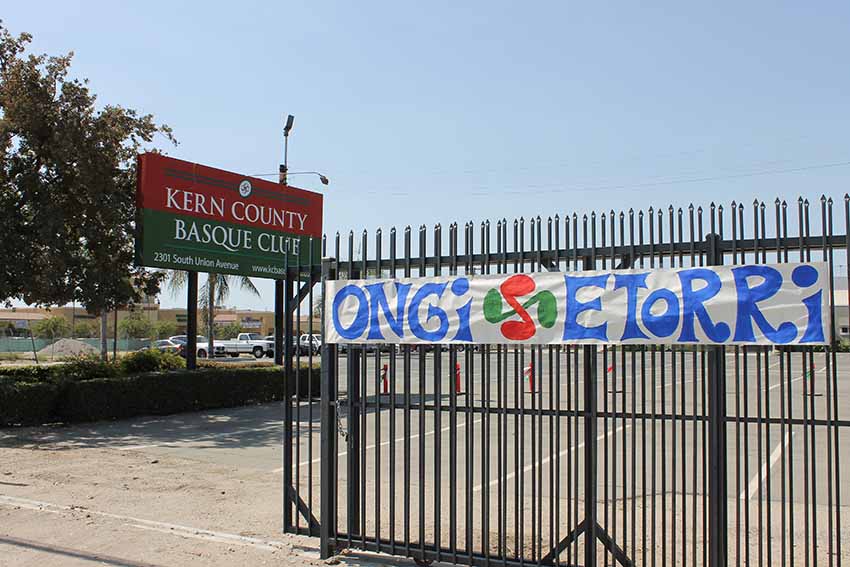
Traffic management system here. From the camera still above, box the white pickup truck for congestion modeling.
[215,333,275,358]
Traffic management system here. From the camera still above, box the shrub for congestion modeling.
[120,349,186,374]
[55,366,318,423]
[0,363,319,426]
[0,364,55,383]
[61,354,120,381]
[0,381,62,426]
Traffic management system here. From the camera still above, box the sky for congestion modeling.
[5,2,850,310]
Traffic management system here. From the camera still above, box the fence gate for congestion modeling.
[282,197,849,566]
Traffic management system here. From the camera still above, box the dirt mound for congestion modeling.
[36,338,98,358]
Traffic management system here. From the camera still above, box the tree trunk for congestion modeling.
[207,275,215,359]
[100,312,108,361]
[113,309,118,361]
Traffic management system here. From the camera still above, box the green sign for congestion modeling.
[135,153,323,277]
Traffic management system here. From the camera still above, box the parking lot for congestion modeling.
[1,347,848,565]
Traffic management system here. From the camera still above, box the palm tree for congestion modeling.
[167,271,260,358]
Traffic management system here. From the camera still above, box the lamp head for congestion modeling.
[284,114,295,136]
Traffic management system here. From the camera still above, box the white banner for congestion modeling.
[324,263,830,346]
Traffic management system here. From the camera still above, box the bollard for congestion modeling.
[455,362,463,394]
[524,358,534,393]
[381,363,389,395]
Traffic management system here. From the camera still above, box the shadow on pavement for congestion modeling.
[0,535,166,567]
[0,400,322,452]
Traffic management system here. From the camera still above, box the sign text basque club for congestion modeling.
[134,153,323,278]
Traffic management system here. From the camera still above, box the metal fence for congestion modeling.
[281,196,849,566]
[0,337,149,354]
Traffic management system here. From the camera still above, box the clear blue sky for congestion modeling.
[6,2,850,310]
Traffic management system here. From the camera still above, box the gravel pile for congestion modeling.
[36,338,98,358]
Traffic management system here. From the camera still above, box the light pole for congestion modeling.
[274,115,295,366]
[273,116,328,367]
[279,114,295,185]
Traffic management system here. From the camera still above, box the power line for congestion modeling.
[359,159,850,197]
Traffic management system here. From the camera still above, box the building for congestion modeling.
[1,303,319,339]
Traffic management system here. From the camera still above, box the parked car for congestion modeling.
[141,339,182,354]
[216,333,275,359]
[168,335,209,346]
[299,333,322,355]
[264,335,316,357]
[337,343,379,354]
[167,335,224,358]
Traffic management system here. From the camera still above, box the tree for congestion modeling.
[73,321,96,338]
[168,271,259,357]
[312,287,322,320]
[152,320,177,340]
[31,316,69,339]
[0,23,174,357]
[216,321,243,339]
[118,311,153,339]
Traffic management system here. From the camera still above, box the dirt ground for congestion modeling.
[0,439,396,567]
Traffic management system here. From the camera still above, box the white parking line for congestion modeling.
[278,417,485,472]
[739,431,794,501]
[0,494,289,552]
[116,424,280,451]
[767,366,821,392]
[472,424,629,493]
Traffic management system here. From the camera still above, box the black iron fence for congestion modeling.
[282,197,849,567]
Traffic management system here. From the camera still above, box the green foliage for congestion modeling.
[0,364,55,384]
[73,321,96,338]
[0,381,62,426]
[0,365,320,426]
[120,348,185,374]
[215,321,243,339]
[0,22,174,309]
[31,316,70,338]
[118,311,153,339]
[60,353,120,381]
[152,320,177,339]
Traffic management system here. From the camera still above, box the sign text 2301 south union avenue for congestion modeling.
[135,153,323,277]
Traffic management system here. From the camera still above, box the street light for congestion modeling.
[280,114,295,185]
[285,170,329,185]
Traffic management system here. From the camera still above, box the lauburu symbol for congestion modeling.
[483,274,557,340]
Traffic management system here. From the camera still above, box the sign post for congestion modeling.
[186,272,198,370]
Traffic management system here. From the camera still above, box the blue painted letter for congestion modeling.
[614,273,650,340]
[365,282,411,340]
[332,285,369,340]
[732,265,797,343]
[563,274,610,341]
[408,283,450,341]
[792,265,824,343]
[641,288,680,338]
[677,269,730,343]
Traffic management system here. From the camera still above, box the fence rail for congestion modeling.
[280,195,849,567]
